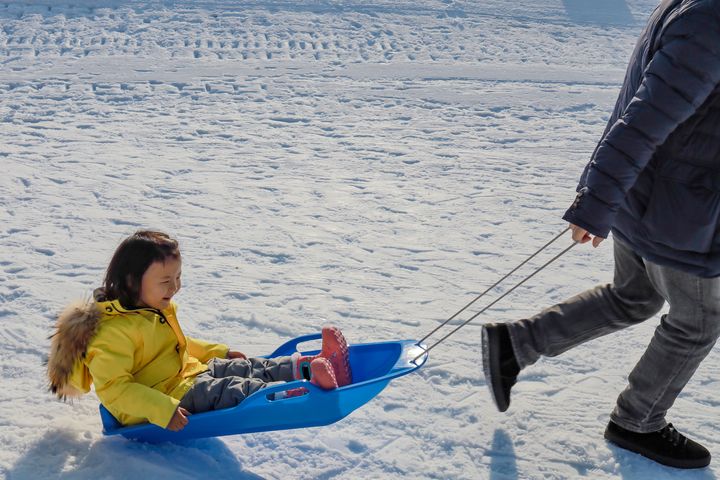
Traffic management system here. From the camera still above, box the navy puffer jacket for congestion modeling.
[563,0,720,277]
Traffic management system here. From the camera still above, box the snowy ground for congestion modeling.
[2,0,719,478]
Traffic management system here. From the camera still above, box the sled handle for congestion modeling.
[268,333,322,357]
[242,380,322,409]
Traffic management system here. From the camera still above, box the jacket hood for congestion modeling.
[47,290,104,401]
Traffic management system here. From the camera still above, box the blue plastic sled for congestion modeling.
[99,334,429,443]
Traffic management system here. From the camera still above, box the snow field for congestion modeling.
[2,1,718,479]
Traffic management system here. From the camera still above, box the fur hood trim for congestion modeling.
[47,298,101,401]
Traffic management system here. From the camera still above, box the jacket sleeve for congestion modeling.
[563,8,720,238]
[186,336,230,363]
[86,324,179,428]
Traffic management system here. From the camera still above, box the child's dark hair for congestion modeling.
[103,230,180,308]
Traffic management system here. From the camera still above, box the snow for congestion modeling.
[1,0,717,478]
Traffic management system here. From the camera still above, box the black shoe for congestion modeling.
[481,323,520,412]
[604,421,711,469]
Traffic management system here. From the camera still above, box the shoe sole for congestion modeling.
[482,325,509,412]
[310,357,339,390]
[605,428,711,469]
[322,326,352,387]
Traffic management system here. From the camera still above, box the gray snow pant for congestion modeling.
[179,356,295,413]
[507,237,720,433]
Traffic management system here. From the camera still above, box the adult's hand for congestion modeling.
[569,223,605,248]
[167,406,191,431]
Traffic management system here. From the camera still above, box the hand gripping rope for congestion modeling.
[412,227,577,363]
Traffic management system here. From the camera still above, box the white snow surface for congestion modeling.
[1,0,718,478]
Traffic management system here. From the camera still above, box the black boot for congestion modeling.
[604,421,711,469]
[481,323,520,412]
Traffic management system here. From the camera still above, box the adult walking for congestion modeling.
[482,0,720,469]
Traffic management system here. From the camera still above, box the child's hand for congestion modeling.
[167,407,191,431]
[227,350,247,360]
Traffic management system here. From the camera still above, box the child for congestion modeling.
[47,230,352,431]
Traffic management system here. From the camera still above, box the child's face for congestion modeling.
[138,257,182,310]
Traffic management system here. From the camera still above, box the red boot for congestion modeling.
[309,357,339,390]
[319,325,352,387]
[275,358,339,399]
[291,325,352,387]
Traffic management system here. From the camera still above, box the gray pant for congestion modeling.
[508,238,720,433]
[179,356,295,413]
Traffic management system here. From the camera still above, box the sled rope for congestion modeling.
[413,227,576,362]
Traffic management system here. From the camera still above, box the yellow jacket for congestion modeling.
[48,296,228,428]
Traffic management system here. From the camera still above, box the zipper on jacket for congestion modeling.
[108,304,184,357]
[121,305,170,324]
